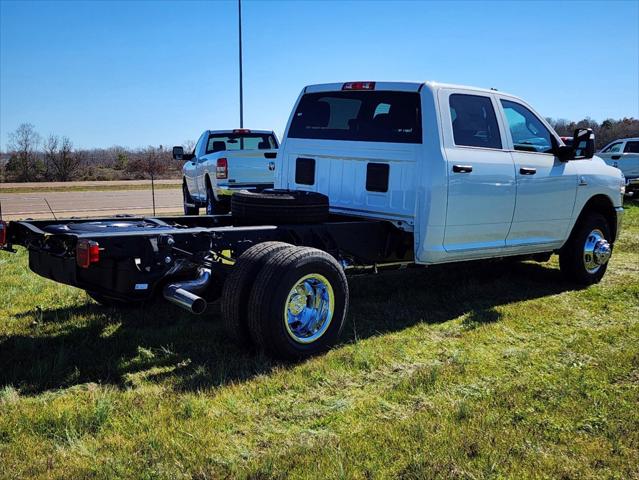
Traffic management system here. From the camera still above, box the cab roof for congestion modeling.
[207,129,274,135]
[304,81,514,98]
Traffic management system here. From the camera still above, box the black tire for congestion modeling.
[220,241,295,345]
[559,212,612,285]
[205,182,230,215]
[87,291,143,308]
[247,246,349,360]
[183,183,199,216]
[231,189,329,224]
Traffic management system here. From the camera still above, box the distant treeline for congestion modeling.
[0,123,191,183]
[545,117,639,149]
[2,118,639,183]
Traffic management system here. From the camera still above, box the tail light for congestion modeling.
[216,157,228,179]
[342,81,375,91]
[233,128,251,134]
[0,221,7,248]
[76,239,100,268]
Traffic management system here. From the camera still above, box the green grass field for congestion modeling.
[1,202,637,479]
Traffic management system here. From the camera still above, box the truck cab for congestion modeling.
[276,81,624,266]
[174,129,278,214]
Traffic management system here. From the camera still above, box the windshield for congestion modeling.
[206,133,277,154]
[288,91,422,143]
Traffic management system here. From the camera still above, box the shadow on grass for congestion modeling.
[1,259,577,394]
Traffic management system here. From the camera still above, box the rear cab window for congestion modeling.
[624,141,639,153]
[206,133,277,154]
[288,91,422,143]
[449,94,502,149]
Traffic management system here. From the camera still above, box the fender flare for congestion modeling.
[565,194,619,247]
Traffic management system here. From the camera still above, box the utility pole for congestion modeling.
[238,0,244,128]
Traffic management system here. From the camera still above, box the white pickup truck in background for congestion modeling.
[173,129,278,214]
[598,137,639,195]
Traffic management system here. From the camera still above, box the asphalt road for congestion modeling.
[0,186,183,220]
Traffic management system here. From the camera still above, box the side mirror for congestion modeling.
[572,128,595,160]
[556,144,574,162]
[172,146,184,161]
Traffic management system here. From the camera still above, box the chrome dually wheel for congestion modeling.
[247,246,349,359]
[583,228,611,274]
[284,274,334,344]
[560,212,612,285]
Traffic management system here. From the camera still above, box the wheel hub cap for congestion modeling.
[583,229,611,273]
[284,274,334,344]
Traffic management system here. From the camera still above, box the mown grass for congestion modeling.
[0,201,637,479]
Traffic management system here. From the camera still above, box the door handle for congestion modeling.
[520,167,536,175]
[611,155,621,160]
[452,165,473,173]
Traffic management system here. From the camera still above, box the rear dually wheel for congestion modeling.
[247,246,348,360]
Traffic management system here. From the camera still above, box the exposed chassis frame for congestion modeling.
[3,214,414,303]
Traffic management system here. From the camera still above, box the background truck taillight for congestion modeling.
[0,221,7,247]
[76,239,100,268]
[216,157,228,179]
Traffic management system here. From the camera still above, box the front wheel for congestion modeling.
[247,246,349,360]
[559,213,612,285]
[183,184,199,215]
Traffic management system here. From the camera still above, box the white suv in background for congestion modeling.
[598,137,639,195]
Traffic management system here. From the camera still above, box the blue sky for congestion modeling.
[1,0,638,149]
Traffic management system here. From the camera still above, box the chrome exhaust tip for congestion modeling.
[163,286,207,314]
[163,268,211,315]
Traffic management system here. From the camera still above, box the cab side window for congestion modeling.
[501,100,553,154]
[624,141,639,153]
[603,142,623,153]
[449,94,502,149]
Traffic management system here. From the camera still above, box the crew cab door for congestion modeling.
[497,98,577,246]
[439,90,516,253]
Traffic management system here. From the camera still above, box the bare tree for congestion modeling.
[132,146,168,179]
[42,134,82,181]
[183,139,196,154]
[43,134,59,179]
[6,123,42,181]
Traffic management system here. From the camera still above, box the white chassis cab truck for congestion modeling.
[1,81,625,360]
[597,137,639,196]
[173,129,279,215]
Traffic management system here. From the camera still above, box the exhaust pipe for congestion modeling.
[163,268,211,314]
